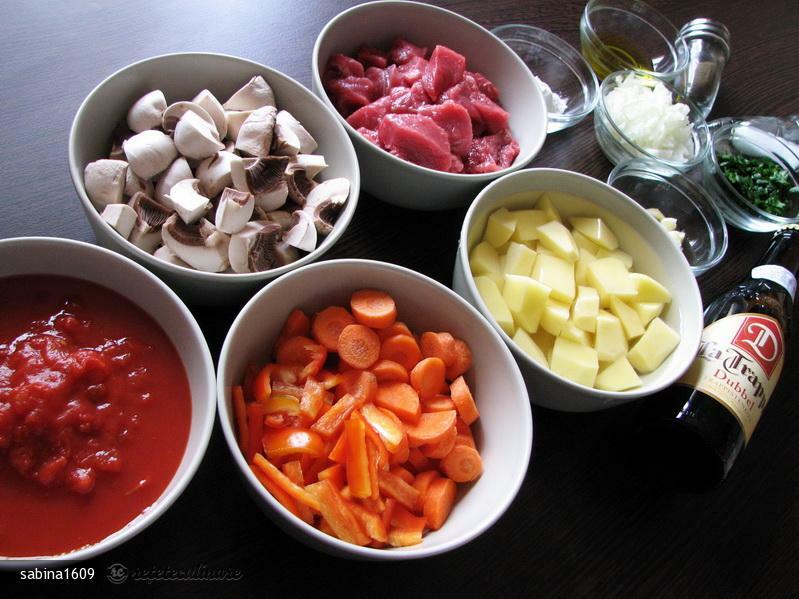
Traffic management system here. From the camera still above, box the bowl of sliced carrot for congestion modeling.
[217,259,532,559]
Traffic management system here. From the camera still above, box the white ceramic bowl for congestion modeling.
[311,0,547,210]
[217,259,533,560]
[0,237,215,568]
[452,169,703,413]
[69,52,360,306]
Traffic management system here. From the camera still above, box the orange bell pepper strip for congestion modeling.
[328,430,349,463]
[262,427,325,460]
[305,480,370,546]
[335,369,378,404]
[382,498,397,530]
[365,438,381,500]
[360,403,404,452]
[245,402,265,463]
[249,464,301,519]
[262,394,301,415]
[253,364,273,405]
[311,393,360,439]
[299,378,326,422]
[377,470,420,512]
[281,461,315,525]
[232,385,248,454]
[407,447,432,472]
[252,454,321,512]
[317,463,346,489]
[345,415,371,499]
[276,335,328,380]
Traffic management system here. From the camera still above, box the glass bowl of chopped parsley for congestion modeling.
[704,120,799,232]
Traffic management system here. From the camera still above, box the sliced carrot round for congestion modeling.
[420,422,457,459]
[404,410,457,447]
[338,324,381,369]
[350,289,397,330]
[379,334,422,372]
[410,357,446,399]
[371,359,409,384]
[445,338,473,381]
[423,477,457,530]
[450,376,480,426]
[312,306,355,351]
[375,382,421,423]
[377,321,413,342]
[440,445,482,483]
[420,332,456,367]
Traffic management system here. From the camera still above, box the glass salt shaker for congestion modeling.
[675,19,731,119]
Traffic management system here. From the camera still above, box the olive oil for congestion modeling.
[581,33,654,79]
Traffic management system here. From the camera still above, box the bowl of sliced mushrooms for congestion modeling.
[69,53,360,305]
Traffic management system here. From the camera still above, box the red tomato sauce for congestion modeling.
[0,275,192,557]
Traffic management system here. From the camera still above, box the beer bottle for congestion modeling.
[640,225,799,491]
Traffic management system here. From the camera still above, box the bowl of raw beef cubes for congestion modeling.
[312,0,548,210]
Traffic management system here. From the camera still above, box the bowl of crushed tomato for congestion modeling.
[0,237,215,567]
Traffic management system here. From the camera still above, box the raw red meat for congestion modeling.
[325,76,375,116]
[347,95,393,130]
[467,71,500,102]
[357,127,380,146]
[357,45,389,69]
[396,55,428,87]
[422,45,466,101]
[388,82,430,113]
[378,113,452,171]
[449,153,465,173]
[417,101,473,156]
[439,74,509,135]
[464,129,519,173]
[389,38,428,65]
[324,54,365,81]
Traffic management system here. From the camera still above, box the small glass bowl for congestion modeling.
[594,70,710,170]
[608,159,728,276]
[579,0,689,81]
[703,121,799,232]
[491,24,599,133]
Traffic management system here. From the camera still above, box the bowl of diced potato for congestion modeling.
[452,168,703,412]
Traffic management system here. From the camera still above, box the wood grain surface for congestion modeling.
[1,0,797,596]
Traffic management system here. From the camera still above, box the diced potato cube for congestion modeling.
[587,257,637,306]
[572,286,600,333]
[561,321,591,346]
[569,216,619,250]
[484,207,516,248]
[633,302,664,326]
[608,296,645,339]
[510,209,548,243]
[502,274,550,333]
[536,220,579,262]
[572,230,601,255]
[535,244,556,257]
[536,193,561,222]
[532,253,575,303]
[474,276,515,336]
[503,242,537,276]
[513,328,548,367]
[629,273,672,304]
[661,217,678,231]
[595,357,642,391]
[470,241,501,277]
[575,248,597,286]
[550,337,599,387]
[531,329,556,357]
[540,299,571,337]
[627,317,680,374]
[595,247,633,269]
[594,310,628,362]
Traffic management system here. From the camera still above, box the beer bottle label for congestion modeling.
[677,313,785,443]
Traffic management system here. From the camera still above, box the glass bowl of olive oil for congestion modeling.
[580,0,689,80]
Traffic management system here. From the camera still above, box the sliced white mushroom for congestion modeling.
[223,139,236,153]
[155,157,193,207]
[225,110,253,142]
[174,110,225,161]
[162,101,217,135]
[154,244,191,268]
[165,178,212,225]
[128,192,174,253]
[228,221,282,273]
[124,168,154,198]
[84,159,128,208]
[231,155,289,211]
[284,210,317,253]
[289,154,328,179]
[215,187,254,234]
[223,75,275,111]
[196,151,236,198]
[161,215,230,272]
[126,90,167,133]
[235,106,277,157]
[304,177,350,209]
[266,209,294,231]
[122,130,178,180]
[306,196,346,236]
[286,168,317,206]
[275,110,318,155]
[192,89,228,139]
[109,141,126,161]
[101,203,137,239]
[274,240,299,266]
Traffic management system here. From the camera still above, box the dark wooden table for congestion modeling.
[2,0,797,596]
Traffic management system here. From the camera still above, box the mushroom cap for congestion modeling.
[122,130,178,180]
[284,209,317,253]
[155,157,194,206]
[192,89,228,140]
[235,105,277,158]
[215,187,254,235]
[174,110,225,161]
[161,215,230,272]
[84,159,128,208]
[126,90,167,133]
[275,110,318,155]
[223,75,276,111]
[196,151,236,199]
[231,155,290,212]
[162,101,217,135]
[165,178,212,225]
[228,220,282,273]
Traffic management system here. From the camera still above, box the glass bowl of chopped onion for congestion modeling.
[703,120,799,232]
[594,70,710,170]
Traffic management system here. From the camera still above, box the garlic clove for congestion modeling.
[126,90,167,133]
[284,210,317,253]
[235,106,277,158]
[215,187,254,234]
[101,203,137,239]
[154,157,193,207]
[228,221,282,273]
[161,215,230,272]
[223,75,276,111]
[84,159,128,208]
[123,130,178,180]
[275,110,318,154]
[196,151,236,199]
[192,89,228,140]
[165,178,212,225]
[162,101,217,135]
[174,110,225,161]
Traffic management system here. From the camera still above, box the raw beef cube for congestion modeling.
[357,127,380,146]
[397,55,428,87]
[471,93,509,134]
[464,129,518,173]
[449,153,465,173]
[347,95,392,129]
[378,113,452,171]
[325,76,375,117]
[357,45,389,69]
[422,45,466,101]
[466,70,500,102]
[365,66,390,98]
[388,82,429,113]
[417,101,473,156]
[438,74,484,135]
[324,54,365,81]
[390,37,429,65]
